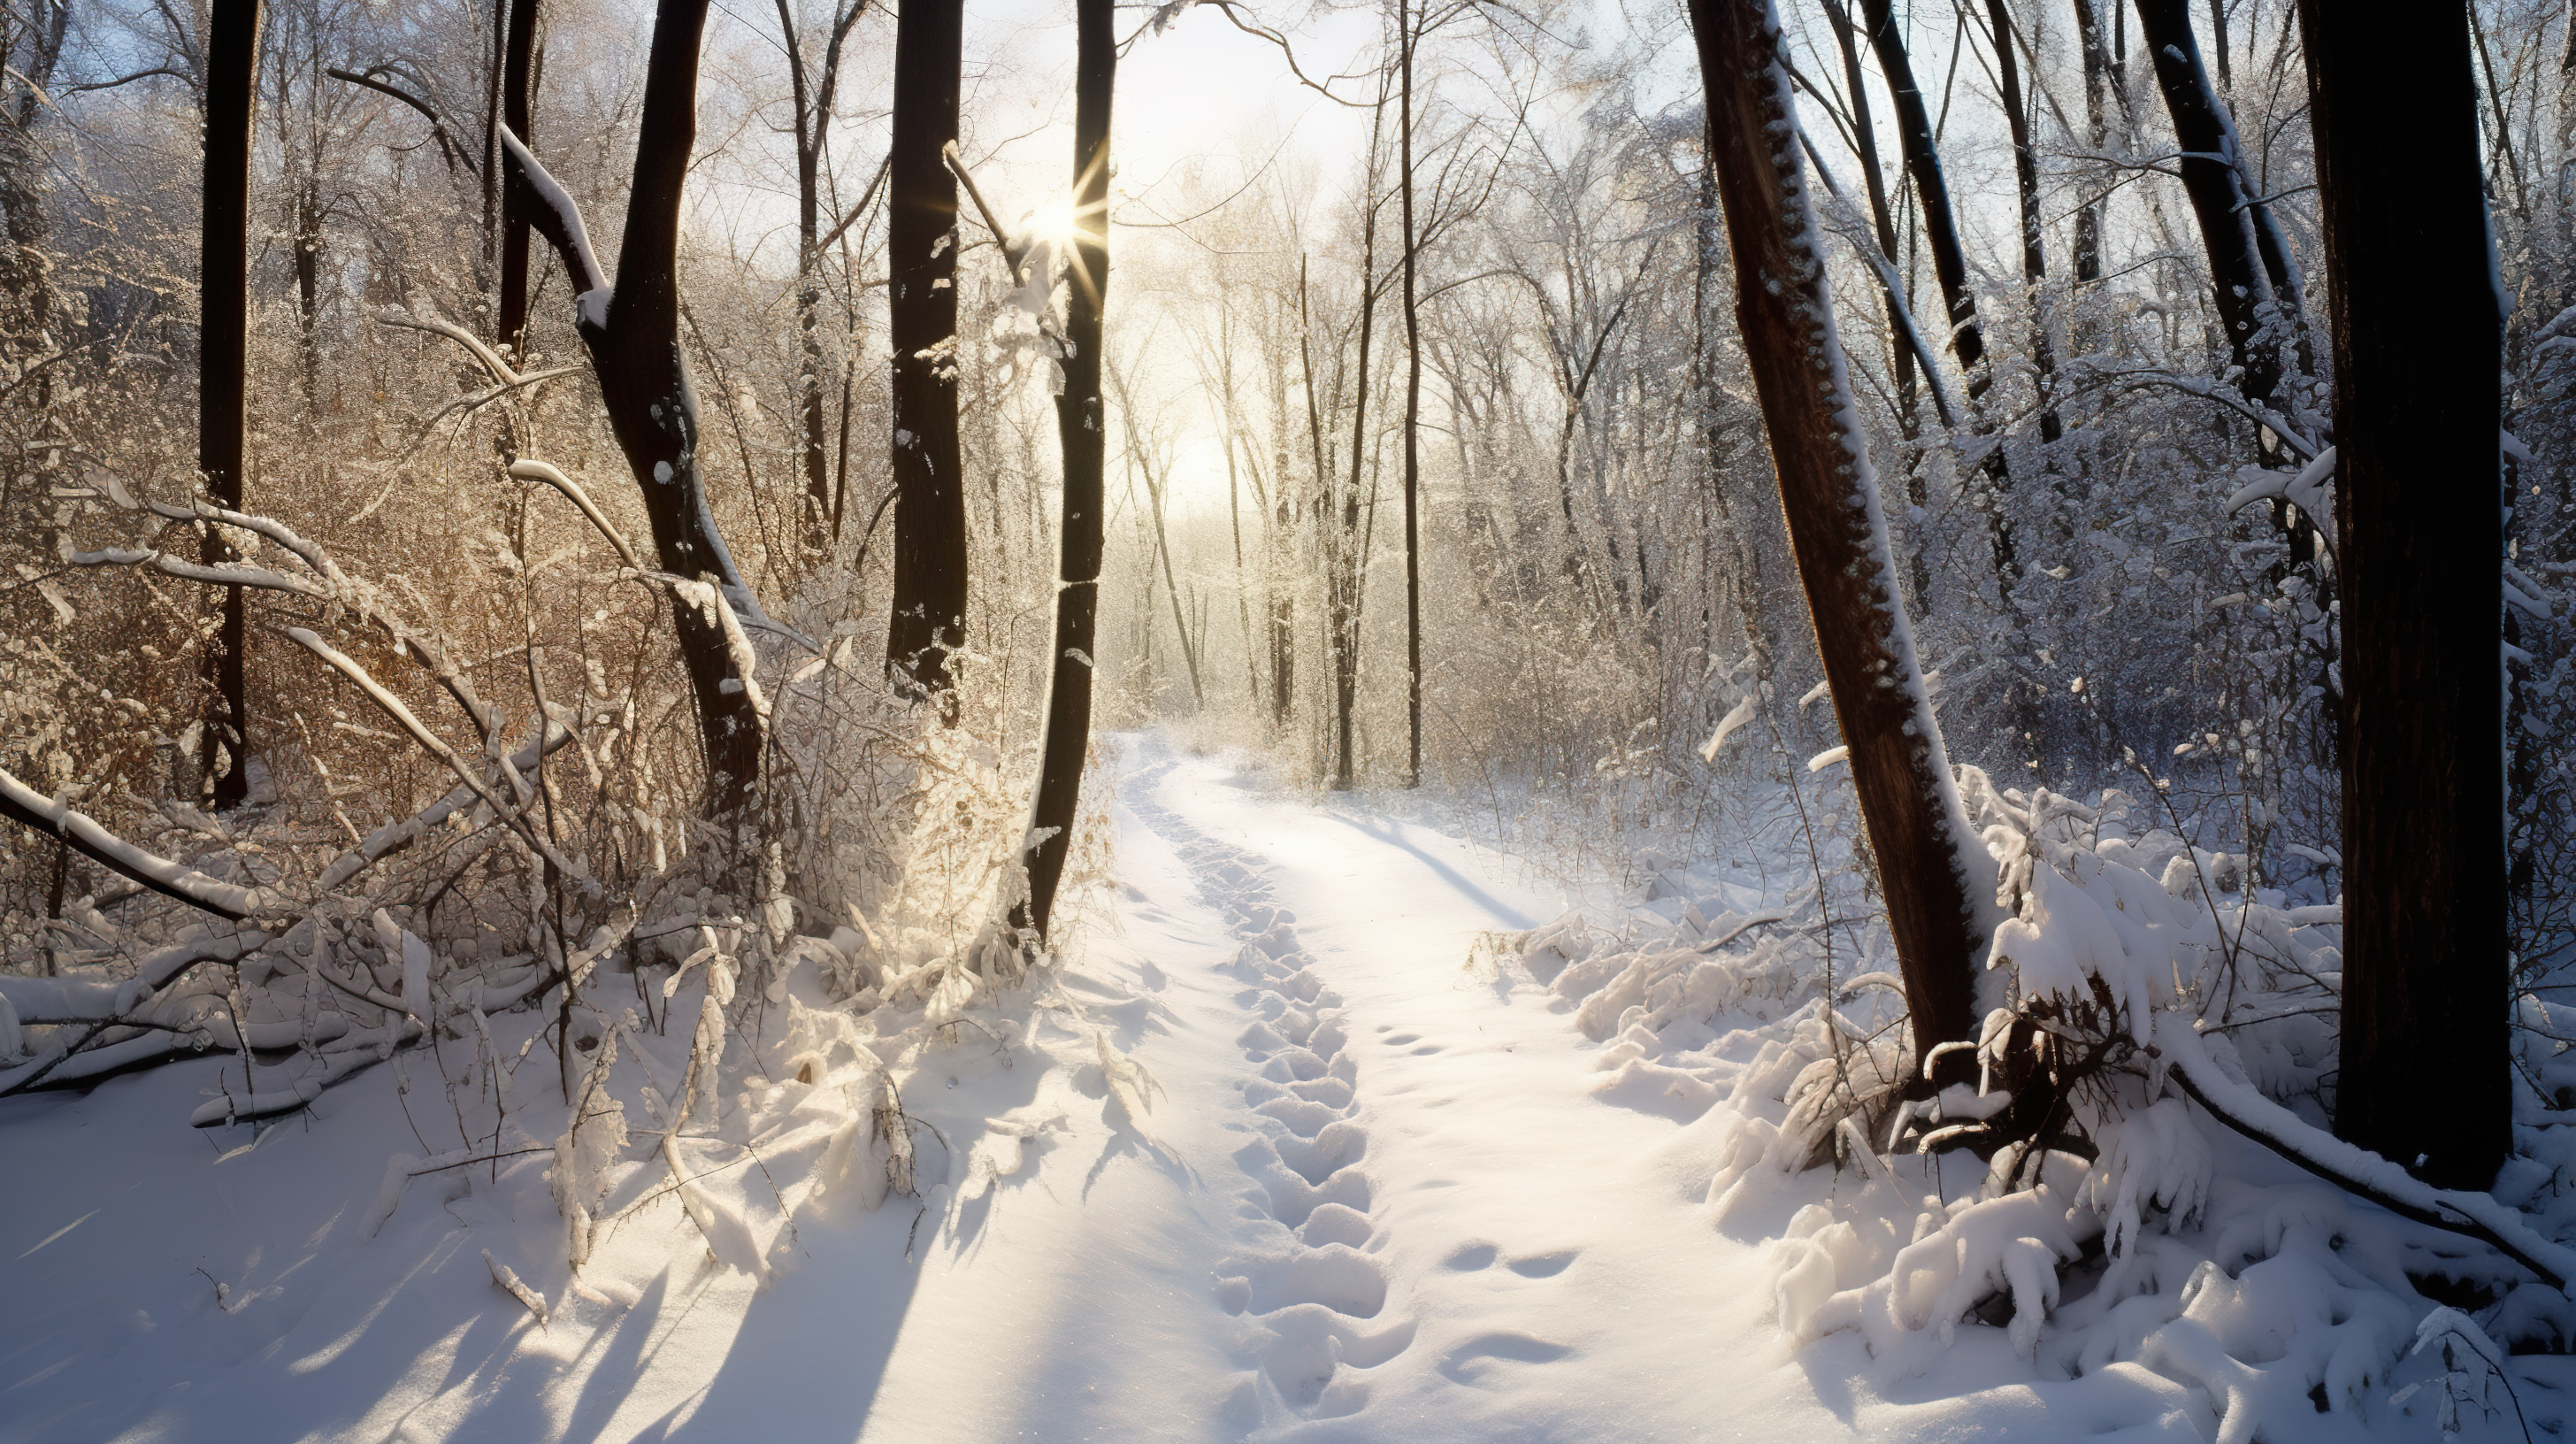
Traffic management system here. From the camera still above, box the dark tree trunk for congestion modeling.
[886,0,967,703]
[0,0,67,315]
[504,0,767,815]
[1822,0,1928,607]
[1857,0,2019,584]
[1821,0,1917,439]
[2298,0,2508,1190]
[1329,98,1385,793]
[1397,0,1423,790]
[201,0,261,810]
[495,0,541,354]
[2134,0,2316,581]
[2071,0,2109,342]
[777,0,868,559]
[1011,0,1110,943]
[1690,0,1990,1087]
[1986,0,2060,444]
[2130,0,2281,418]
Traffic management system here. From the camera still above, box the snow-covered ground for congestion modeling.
[0,735,2552,1440]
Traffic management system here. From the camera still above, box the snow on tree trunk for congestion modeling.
[1688,0,1997,1086]
[501,0,768,818]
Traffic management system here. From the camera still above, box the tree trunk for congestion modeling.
[504,0,767,816]
[1985,0,2060,445]
[2133,0,2317,571]
[1856,0,2019,585]
[2130,0,2284,419]
[495,0,541,355]
[201,0,261,810]
[1011,0,1110,943]
[1690,0,1992,1087]
[1821,0,1928,609]
[2298,0,2507,1191]
[1397,0,1424,789]
[886,0,967,703]
[1329,101,1385,793]
[2071,0,2109,347]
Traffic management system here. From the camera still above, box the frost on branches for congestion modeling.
[1521,774,2576,1438]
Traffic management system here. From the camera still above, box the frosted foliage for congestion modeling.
[1514,766,2576,1438]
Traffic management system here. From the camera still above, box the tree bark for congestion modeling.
[2130,0,2285,418]
[1011,0,1109,943]
[2298,0,2507,1190]
[1856,0,2019,584]
[1689,0,1992,1087]
[2071,0,2109,345]
[503,0,767,816]
[1984,0,2059,445]
[201,0,261,809]
[1397,0,1423,789]
[495,0,541,355]
[885,0,967,704]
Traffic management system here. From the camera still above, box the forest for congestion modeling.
[0,0,2567,1437]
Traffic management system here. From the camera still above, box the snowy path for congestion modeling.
[1031,738,1836,1440]
[0,736,1864,1444]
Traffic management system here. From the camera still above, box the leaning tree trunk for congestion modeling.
[201,0,262,810]
[2129,0,2299,426]
[1010,0,1110,944]
[885,0,968,705]
[503,0,766,815]
[2132,0,2324,599]
[494,0,540,355]
[1690,0,1994,1087]
[1857,0,2019,585]
[2298,0,2507,1191]
[1985,0,2060,445]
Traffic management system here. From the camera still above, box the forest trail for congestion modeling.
[988,734,1840,1441]
[0,736,1870,1444]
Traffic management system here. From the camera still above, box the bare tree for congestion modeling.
[886,0,967,704]
[494,0,542,355]
[1690,0,1991,1086]
[1010,0,1111,943]
[201,0,262,809]
[2299,0,2507,1190]
[772,0,871,557]
[502,0,768,814]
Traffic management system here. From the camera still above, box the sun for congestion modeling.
[1026,196,1081,253]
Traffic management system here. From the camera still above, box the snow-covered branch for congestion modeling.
[0,768,278,920]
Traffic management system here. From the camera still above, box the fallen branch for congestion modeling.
[0,767,276,920]
[2158,1018,2575,1292]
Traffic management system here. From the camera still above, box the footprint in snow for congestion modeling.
[1125,762,1415,1423]
[1437,1332,1576,1384]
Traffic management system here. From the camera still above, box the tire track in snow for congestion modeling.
[1120,754,1414,1431]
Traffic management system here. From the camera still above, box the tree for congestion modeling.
[494,0,543,356]
[1855,0,2019,584]
[1689,0,1992,1086]
[503,0,768,814]
[2297,0,2507,1190]
[885,0,967,704]
[771,0,871,557]
[1009,0,1111,943]
[201,0,262,809]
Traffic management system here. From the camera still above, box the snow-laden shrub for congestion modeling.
[1513,771,2576,1435]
